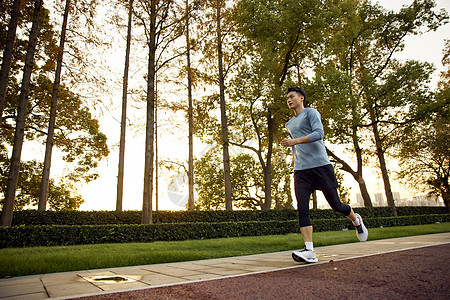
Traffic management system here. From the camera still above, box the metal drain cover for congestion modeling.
[83,275,134,283]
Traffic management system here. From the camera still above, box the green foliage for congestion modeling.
[229,153,263,209]
[6,206,448,226]
[193,147,226,210]
[0,2,109,210]
[193,94,221,145]
[269,151,293,209]
[0,76,109,209]
[395,40,450,211]
[307,1,446,145]
[193,145,293,210]
[195,0,246,84]
[1,213,449,248]
[235,0,331,85]
[299,1,449,211]
[191,1,449,213]
[335,167,351,204]
[397,114,449,208]
[0,221,295,248]
[0,149,84,210]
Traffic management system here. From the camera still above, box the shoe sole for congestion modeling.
[292,252,305,262]
[292,252,318,263]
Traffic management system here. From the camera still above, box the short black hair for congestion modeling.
[287,87,306,100]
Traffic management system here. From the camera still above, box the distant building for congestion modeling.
[374,193,384,206]
[393,192,400,202]
[355,193,364,207]
[410,194,443,206]
[412,195,427,206]
[328,191,443,209]
[397,198,408,206]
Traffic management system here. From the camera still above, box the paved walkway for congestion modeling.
[0,232,449,300]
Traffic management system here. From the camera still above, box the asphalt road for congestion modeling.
[73,243,450,300]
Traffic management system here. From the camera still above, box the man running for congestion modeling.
[281,87,368,263]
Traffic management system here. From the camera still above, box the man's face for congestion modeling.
[286,91,303,109]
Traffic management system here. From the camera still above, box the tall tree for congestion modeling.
[0,1,109,213]
[38,0,71,211]
[116,0,134,212]
[142,0,157,224]
[134,0,185,223]
[308,63,375,207]
[185,0,195,210]
[224,0,331,209]
[225,62,281,210]
[1,0,43,226]
[0,0,22,121]
[192,0,248,210]
[396,40,450,212]
[215,0,232,210]
[306,0,447,214]
[397,117,449,211]
[154,76,159,212]
[362,1,446,216]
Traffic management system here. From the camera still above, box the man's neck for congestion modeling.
[294,105,304,116]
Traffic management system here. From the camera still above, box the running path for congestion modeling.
[0,232,449,299]
[73,243,450,300]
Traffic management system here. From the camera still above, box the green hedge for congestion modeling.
[3,206,448,226]
[1,214,449,248]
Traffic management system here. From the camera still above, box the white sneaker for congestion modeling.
[354,213,368,242]
[292,248,318,263]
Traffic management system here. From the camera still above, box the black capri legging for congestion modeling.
[294,165,351,228]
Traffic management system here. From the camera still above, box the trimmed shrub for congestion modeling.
[3,206,447,226]
[1,214,448,248]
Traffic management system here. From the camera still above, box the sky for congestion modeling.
[31,0,450,211]
[378,0,450,84]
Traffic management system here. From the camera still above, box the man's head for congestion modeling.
[286,87,306,110]
[287,87,306,100]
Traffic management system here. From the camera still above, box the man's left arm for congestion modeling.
[306,109,324,142]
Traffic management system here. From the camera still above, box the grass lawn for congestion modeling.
[1,222,449,278]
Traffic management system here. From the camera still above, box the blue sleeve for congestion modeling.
[306,109,324,142]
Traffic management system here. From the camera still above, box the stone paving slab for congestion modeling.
[0,232,448,300]
[0,282,44,299]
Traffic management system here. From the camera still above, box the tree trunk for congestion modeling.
[116,0,133,212]
[216,2,232,211]
[0,0,22,121]
[186,0,194,211]
[38,0,70,211]
[357,177,372,207]
[262,110,274,210]
[352,123,374,207]
[371,120,397,216]
[439,172,449,212]
[344,82,373,207]
[142,0,157,224]
[442,186,449,213]
[155,76,159,213]
[1,0,43,227]
[326,147,373,207]
[312,191,317,209]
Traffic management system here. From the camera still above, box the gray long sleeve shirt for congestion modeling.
[286,108,331,170]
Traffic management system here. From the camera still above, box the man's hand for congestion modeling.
[281,136,310,147]
[281,138,296,147]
